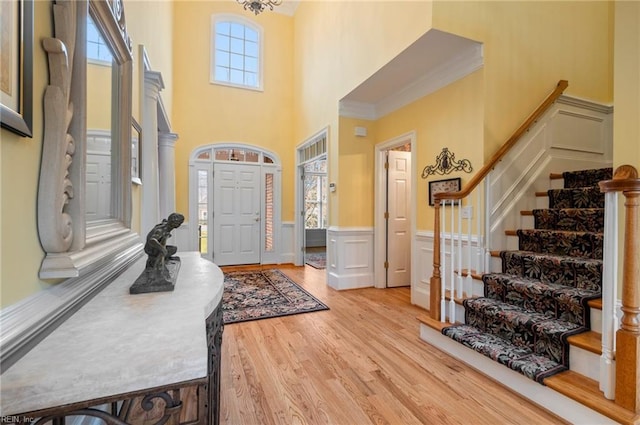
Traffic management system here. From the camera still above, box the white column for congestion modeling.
[141,70,164,235]
[158,132,178,219]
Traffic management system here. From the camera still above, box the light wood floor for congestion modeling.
[220,265,568,425]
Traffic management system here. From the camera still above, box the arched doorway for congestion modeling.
[189,143,282,266]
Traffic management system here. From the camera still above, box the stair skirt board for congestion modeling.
[420,324,618,425]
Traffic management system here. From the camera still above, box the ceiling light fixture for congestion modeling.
[237,0,283,15]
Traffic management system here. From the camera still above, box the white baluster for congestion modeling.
[466,196,473,297]
[484,178,492,273]
[476,186,483,275]
[440,203,446,322]
[450,200,456,323]
[457,199,463,298]
[600,191,618,399]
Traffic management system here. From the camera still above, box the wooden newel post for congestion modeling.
[430,199,442,320]
[600,164,640,413]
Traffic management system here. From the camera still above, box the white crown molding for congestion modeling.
[339,44,483,120]
[557,94,614,114]
[376,44,484,119]
[338,100,377,120]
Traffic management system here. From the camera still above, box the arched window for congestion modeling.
[210,14,262,91]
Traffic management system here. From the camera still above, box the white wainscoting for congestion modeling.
[414,232,434,310]
[327,227,374,290]
[488,95,613,251]
[414,231,485,312]
[280,222,295,264]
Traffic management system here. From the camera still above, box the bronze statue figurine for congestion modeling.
[130,212,185,294]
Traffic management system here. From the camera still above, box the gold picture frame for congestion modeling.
[0,0,33,137]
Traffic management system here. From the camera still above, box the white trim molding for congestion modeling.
[327,227,374,290]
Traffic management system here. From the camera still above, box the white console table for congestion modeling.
[0,252,224,425]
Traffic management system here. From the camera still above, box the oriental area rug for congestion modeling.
[222,269,329,324]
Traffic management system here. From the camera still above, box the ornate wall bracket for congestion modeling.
[421,147,473,178]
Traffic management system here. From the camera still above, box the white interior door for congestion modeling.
[213,162,261,266]
[387,150,411,287]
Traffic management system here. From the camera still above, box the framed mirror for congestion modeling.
[37,0,139,278]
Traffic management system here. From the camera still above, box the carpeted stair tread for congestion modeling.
[547,187,604,209]
[483,273,600,327]
[463,297,584,365]
[442,324,567,383]
[500,251,602,291]
[532,208,604,232]
[517,229,603,259]
[561,168,613,189]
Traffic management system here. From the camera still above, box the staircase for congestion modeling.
[440,167,610,383]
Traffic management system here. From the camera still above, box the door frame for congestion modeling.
[188,143,282,264]
[374,131,416,289]
[295,127,329,266]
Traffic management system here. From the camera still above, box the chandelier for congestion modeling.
[237,0,283,15]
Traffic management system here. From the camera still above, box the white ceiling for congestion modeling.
[340,29,483,120]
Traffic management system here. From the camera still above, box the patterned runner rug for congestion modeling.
[223,269,329,324]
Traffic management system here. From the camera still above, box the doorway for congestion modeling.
[302,157,327,268]
[189,144,282,266]
[295,128,328,267]
[374,132,416,288]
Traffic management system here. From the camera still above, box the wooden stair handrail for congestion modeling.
[434,80,568,202]
[599,164,640,413]
[430,80,569,320]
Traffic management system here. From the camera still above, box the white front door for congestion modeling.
[386,150,411,287]
[212,162,261,266]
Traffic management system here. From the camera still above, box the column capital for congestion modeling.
[158,132,179,148]
[144,70,165,96]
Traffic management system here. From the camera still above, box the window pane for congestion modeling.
[244,72,257,87]
[215,66,229,82]
[216,34,230,51]
[230,22,244,38]
[245,28,258,42]
[230,53,243,70]
[87,43,100,59]
[197,151,211,160]
[245,56,258,72]
[217,21,230,35]
[216,50,229,67]
[230,37,244,54]
[230,69,243,84]
[245,40,258,57]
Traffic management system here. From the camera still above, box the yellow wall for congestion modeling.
[125,0,174,122]
[293,1,434,226]
[614,1,640,169]
[171,2,295,220]
[336,116,377,227]
[432,0,614,159]
[0,1,53,307]
[87,63,113,130]
[376,69,484,230]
